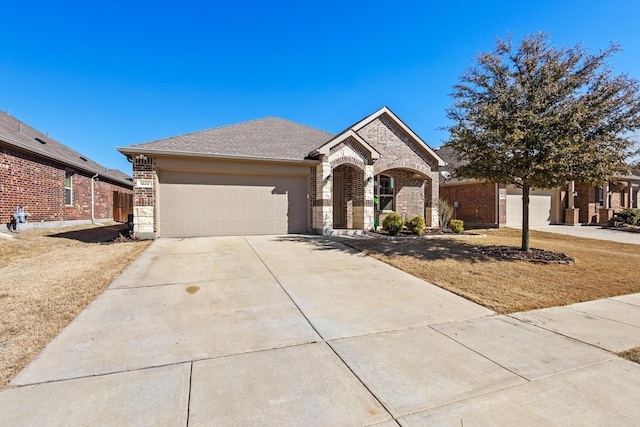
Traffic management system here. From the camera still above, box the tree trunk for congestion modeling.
[521,185,530,252]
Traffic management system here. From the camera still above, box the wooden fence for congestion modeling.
[113,191,133,223]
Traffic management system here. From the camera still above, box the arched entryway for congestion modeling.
[332,164,366,229]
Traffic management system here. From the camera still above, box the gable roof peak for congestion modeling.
[349,106,445,167]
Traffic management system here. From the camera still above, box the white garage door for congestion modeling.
[158,170,308,237]
[506,189,556,227]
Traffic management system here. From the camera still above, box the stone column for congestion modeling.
[598,208,614,224]
[564,181,580,225]
[427,171,440,227]
[313,158,333,235]
[568,181,575,209]
[564,208,580,225]
[363,165,375,230]
[132,155,156,239]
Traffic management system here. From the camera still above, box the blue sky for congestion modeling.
[2,0,639,174]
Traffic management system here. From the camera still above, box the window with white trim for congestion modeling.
[64,171,72,205]
[375,174,395,211]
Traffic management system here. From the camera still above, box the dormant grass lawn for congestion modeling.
[342,228,640,314]
[0,223,151,390]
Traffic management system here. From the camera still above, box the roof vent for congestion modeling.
[35,137,46,144]
[79,156,88,161]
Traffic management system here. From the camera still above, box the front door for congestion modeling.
[333,172,345,228]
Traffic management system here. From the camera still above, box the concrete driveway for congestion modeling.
[2,235,640,426]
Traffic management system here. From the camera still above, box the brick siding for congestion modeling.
[132,156,157,233]
[385,169,425,220]
[356,114,438,221]
[333,164,365,228]
[574,183,628,224]
[440,182,498,226]
[0,145,132,225]
[575,184,598,223]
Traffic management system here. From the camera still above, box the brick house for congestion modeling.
[0,111,133,230]
[118,106,445,238]
[436,145,640,227]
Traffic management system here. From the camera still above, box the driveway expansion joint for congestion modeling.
[428,324,532,383]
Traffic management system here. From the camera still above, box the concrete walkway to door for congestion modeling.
[1,235,640,426]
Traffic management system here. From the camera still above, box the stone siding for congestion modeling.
[132,156,157,238]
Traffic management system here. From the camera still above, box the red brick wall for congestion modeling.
[575,184,597,223]
[0,145,132,224]
[440,182,498,226]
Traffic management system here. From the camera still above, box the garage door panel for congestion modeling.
[506,189,556,227]
[158,171,307,237]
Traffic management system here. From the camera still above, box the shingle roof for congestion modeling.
[119,117,335,161]
[0,111,132,187]
[433,145,460,172]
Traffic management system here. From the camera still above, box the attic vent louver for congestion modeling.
[79,156,87,161]
[35,137,46,144]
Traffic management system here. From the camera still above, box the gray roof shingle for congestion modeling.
[0,111,132,187]
[119,117,335,161]
[433,145,459,171]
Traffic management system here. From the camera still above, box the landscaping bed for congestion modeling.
[473,245,575,264]
[342,227,640,314]
[365,229,483,240]
[0,223,151,390]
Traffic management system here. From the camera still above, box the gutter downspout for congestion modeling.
[91,173,99,223]
[495,183,499,226]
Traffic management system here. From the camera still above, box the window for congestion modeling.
[596,188,604,207]
[375,174,394,211]
[64,171,72,205]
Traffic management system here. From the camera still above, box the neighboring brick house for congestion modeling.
[118,106,445,238]
[436,145,640,227]
[0,111,133,229]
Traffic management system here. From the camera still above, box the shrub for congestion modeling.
[405,215,425,236]
[438,199,453,229]
[618,208,640,225]
[449,219,464,233]
[382,213,404,236]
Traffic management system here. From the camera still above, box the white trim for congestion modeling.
[118,148,320,165]
[313,129,380,159]
[64,171,73,206]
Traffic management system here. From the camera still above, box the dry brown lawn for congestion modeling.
[343,228,640,314]
[0,223,151,390]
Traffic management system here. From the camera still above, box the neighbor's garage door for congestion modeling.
[158,170,308,237]
[506,188,556,227]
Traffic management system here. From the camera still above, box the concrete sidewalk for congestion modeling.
[530,224,640,245]
[1,235,640,426]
